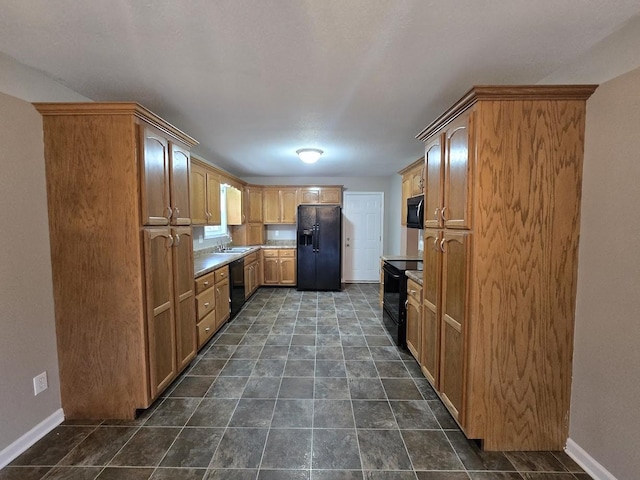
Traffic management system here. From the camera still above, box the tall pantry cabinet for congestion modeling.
[35,103,199,419]
[416,85,596,451]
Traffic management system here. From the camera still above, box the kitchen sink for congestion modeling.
[221,247,253,253]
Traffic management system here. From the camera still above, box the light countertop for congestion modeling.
[194,245,296,277]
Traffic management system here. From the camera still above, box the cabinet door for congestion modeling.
[140,127,170,226]
[263,256,279,284]
[206,172,221,225]
[320,187,342,204]
[143,228,177,399]
[244,265,252,299]
[424,136,444,229]
[421,229,441,386]
[226,186,243,225]
[215,277,230,328]
[169,143,191,225]
[248,223,264,245]
[406,292,421,361]
[172,227,196,370]
[263,189,280,224]
[299,187,320,204]
[279,256,296,285]
[439,231,470,421]
[247,188,263,223]
[411,167,424,196]
[281,189,298,223]
[190,164,208,225]
[401,176,411,226]
[444,113,472,229]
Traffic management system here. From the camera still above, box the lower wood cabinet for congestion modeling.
[405,278,422,362]
[195,265,230,348]
[244,251,262,299]
[263,249,296,285]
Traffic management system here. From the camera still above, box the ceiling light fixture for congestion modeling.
[296,148,323,164]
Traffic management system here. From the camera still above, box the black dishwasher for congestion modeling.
[229,257,246,319]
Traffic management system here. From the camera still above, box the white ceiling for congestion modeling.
[1,1,639,178]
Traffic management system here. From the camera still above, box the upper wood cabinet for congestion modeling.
[399,158,424,226]
[169,144,192,225]
[226,185,243,225]
[190,159,221,226]
[263,187,298,224]
[139,127,192,226]
[34,102,198,419]
[415,85,597,450]
[246,186,263,223]
[298,186,343,205]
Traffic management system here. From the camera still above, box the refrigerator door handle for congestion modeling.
[313,224,319,252]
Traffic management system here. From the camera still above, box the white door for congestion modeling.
[343,192,383,282]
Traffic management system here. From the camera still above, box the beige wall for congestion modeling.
[0,55,90,455]
[570,66,640,479]
[0,92,61,449]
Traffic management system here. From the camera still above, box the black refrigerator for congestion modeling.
[297,205,342,291]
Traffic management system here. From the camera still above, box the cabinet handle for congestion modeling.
[434,208,440,221]
[174,206,180,216]
[404,299,409,309]
[166,235,174,248]
[174,233,180,246]
[203,281,209,286]
[409,289,416,295]
[204,302,210,307]
[205,327,211,332]
[440,238,446,253]
[433,237,439,251]
[167,206,173,219]
[441,207,447,222]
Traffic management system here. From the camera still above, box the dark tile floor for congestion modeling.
[2,285,591,480]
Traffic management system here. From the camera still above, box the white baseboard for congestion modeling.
[0,409,64,469]
[565,438,619,480]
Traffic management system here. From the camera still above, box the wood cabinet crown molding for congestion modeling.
[34,102,198,148]
[415,84,598,142]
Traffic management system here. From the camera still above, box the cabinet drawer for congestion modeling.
[407,279,422,302]
[195,272,215,294]
[197,310,216,348]
[279,249,296,258]
[196,288,215,319]
[244,252,258,264]
[263,249,278,257]
[214,266,229,283]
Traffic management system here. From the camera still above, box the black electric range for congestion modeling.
[382,259,422,348]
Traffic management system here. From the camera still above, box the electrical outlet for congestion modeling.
[33,371,48,396]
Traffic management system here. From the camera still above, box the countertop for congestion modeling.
[405,270,423,284]
[194,245,296,277]
[380,254,423,261]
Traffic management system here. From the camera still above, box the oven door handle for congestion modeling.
[383,266,401,280]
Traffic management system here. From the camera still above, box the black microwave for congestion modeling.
[407,195,424,229]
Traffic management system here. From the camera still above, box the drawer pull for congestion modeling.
[204,281,209,286]
[204,302,210,307]
[205,327,210,332]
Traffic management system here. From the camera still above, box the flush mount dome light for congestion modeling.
[296,148,323,164]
